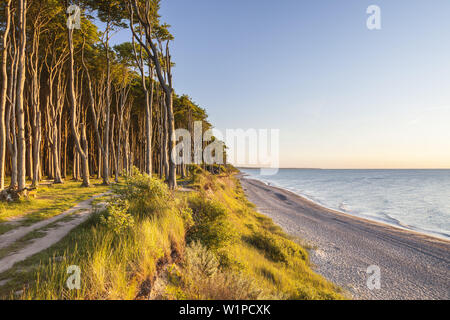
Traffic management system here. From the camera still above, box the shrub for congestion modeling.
[101,198,134,235]
[186,194,235,251]
[179,207,194,230]
[113,168,172,218]
[184,241,220,278]
[170,241,265,300]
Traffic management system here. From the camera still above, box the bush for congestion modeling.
[169,241,265,300]
[101,198,134,235]
[186,194,235,251]
[113,168,172,218]
[184,241,220,278]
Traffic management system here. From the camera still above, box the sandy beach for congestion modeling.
[239,176,450,300]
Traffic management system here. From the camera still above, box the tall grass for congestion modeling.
[2,168,344,300]
[171,170,345,300]
[13,172,186,300]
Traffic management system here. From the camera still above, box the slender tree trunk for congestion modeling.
[129,2,177,188]
[52,124,62,183]
[63,117,67,178]
[161,94,169,179]
[16,0,28,191]
[0,0,12,191]
[145,77,153,176]
[101,28,112,185]
[6,25,18,189]
[165,91,177,188]
[67,27,90,187]
[111,115,118,183]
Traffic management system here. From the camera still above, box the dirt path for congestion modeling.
[0,192,110,274]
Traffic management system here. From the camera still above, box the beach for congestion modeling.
[240,176,450,300]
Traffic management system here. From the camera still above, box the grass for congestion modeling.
[0,173,185,299]
[0,179,110,235]
[0,168,345,300]
[168,170,345,300]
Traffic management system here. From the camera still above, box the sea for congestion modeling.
[240,168,450,240]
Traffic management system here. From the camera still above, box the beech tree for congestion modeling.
[0,0,224,197]
[128,0,177,189]
[0,0,12,191]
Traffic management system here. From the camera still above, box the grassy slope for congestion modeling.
[174,170,344,300]
[0,170,344,300]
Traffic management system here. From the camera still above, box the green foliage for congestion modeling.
[82,0,128,28]
[244,231,307,264]
[112,168,172,218]
[101,198,134,235]
[189,165,204,181]
[186,194,235,251]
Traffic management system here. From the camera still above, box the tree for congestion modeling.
[0,0,221,197]
[16,0,28,191]
[83,0,127,185]
[128,0,177,189]
[0,0,12,191]
[66,0,90,187]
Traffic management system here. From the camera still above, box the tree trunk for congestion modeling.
[16,0,28,191]
[6,23,18,189]
[165,91,177,189]
[67,27,90,187]
[0,0,12,191]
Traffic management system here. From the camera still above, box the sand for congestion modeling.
[240,176,450,300]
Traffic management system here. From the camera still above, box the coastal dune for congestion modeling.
[240,177,450,300]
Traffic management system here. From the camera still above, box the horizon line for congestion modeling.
[236,167,450,170]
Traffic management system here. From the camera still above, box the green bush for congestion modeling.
[101,198,134,235]
[179,207,194,230]
[113,168,172,218]
[186,194,235,251]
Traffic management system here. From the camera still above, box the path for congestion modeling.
[0,193,110,274]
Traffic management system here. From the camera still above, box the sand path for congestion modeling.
[0,192,110,274]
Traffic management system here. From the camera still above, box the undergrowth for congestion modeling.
[0,166,344,300]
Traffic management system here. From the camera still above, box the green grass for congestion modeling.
[0,173,185,300]
[169,171,345,300]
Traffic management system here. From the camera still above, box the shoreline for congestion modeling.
[241,174,450,242]
[239,175,450,300]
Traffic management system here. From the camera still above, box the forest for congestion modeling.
[0,0,345,301]
[0,0,218,195]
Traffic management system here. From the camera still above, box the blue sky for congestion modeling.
[113,0,450,168]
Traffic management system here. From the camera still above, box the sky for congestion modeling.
[113,0,450,169]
